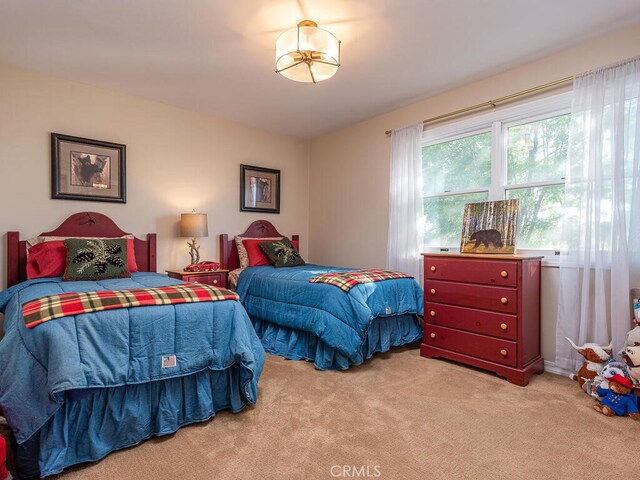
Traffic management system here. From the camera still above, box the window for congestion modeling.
[422,131,490,247]
[421,92,571,260]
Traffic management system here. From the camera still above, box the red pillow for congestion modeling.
[27,238,139,279]
[26,241,66,279]
[125,239,139,273]
[242,239,271,267]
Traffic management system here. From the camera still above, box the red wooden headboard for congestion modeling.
[7,211,157,287]
[219,220,300,270]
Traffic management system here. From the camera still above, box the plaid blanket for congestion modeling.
[309,269,412,292]
[22,283,239,329]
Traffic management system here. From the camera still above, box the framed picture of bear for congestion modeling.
[51,133,126,203]
[460,200,519,254]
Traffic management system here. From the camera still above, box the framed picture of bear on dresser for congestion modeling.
[460,199,519,254]
[51,132,126,203]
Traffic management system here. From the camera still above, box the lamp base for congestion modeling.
[187,238,200,265]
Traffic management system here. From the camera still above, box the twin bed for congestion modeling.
[0,213,264,478]
[219,220,424,370]
[0,214,423,478]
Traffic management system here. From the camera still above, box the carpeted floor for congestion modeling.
[53,346,639,479]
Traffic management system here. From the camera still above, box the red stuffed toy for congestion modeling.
[593,374,640,420]
[0,406,10,480]
[0,434,9,480]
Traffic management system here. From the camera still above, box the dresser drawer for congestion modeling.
[424,325,517,367]
[425,302,517,340]
[183,273,225,287]
[424,257,517,287]
[425,280,517,314]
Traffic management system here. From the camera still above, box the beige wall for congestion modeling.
[308,22,640,363]
[0,63,309,290]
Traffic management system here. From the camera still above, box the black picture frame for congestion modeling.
[240,164,280,214]
[51,133,126,203]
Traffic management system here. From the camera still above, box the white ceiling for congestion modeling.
[1,0,640,139]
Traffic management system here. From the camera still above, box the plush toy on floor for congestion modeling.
[620,345,640,384]
[588,360,634,399]
[593,374,640,420]
[0,409,11,480]
[0,435,10,480]
[565,337,613,389]
[623,322,640,349]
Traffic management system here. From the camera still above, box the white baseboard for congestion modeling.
[543,360,573,377]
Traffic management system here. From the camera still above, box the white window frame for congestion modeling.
[421,91,572,266]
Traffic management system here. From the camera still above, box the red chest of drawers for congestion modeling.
[421,254,544,386]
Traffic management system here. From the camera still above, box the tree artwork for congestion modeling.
[460,200,519,254]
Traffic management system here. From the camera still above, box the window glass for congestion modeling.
[422,132,491,195]
[506,185,564,249]
[507,114,570,185]
[424,192,489,247]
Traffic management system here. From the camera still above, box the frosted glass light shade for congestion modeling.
[275,20,341,83]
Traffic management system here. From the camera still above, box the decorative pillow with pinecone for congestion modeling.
[63,238,131,281]
[259,238,305,268]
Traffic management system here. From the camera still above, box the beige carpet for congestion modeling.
[53,346,639,479]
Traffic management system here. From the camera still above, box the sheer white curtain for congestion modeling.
[387,123,424,280]
[555,58,640,370]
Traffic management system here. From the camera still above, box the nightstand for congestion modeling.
[166,269,229,289]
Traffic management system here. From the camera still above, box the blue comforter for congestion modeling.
[236,265,423,363]
[0,273,265,446]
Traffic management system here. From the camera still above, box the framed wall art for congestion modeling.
[240,164,280,214]
[460,199,519,254]
[51,133,126,203]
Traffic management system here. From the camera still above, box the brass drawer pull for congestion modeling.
[213,279,218,284]
[430,265,437,272]
[429,310,436,317]
[430,288,436,295]
[500,349,508,357]
[500,297,508,304]
[430,333,436,339]
[500,323,508,331]
[500,270,508,278]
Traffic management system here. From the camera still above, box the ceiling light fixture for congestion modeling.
[275,20,341,84]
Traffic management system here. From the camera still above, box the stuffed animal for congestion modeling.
[622,321,640,349]
[593,374,640,420]
[620,345,640,384]
[0,410,10,480]
[587,360,633,399]
[0,434,9,480]
[599,361,632,388]
[565,337,613,389]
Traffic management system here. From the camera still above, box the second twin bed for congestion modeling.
[220,220,424,370]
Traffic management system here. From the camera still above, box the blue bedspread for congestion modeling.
[0,273,265,448]
[236,265,423,364]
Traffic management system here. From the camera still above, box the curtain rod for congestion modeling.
[385,75,574,136]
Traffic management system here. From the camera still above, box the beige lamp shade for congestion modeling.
[180,213,208,238]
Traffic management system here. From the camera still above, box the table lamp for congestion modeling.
[180,212,208,265]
